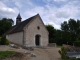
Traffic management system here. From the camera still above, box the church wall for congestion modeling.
[24,16,49,47]
[6,32,23,46]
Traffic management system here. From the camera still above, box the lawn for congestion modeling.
[0,51,15,59]
[57,45,63,48]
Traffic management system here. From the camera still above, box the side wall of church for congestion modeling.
[6,32,23,46]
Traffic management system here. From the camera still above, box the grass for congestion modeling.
[57,45,63,48]
[0,51,15,59]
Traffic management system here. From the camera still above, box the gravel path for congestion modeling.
[28,47,61,60]
[0,45,61,60]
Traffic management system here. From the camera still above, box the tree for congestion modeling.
[61,19,80,45]
[0,18,14,36]
[46,25,56,43]
[61,21,69,32]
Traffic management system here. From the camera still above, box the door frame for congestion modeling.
[35,34,41,46]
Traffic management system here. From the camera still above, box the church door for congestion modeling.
[35,35,40,46]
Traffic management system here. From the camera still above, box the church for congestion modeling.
[6,13,49,47]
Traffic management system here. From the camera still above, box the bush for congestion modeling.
[74,39,80,46]
[59,47,80,60]
[0,35,6,45]
[74,41,80,47]
[6,39,9,45]
[58,47,67,59]
[0,35,9,45]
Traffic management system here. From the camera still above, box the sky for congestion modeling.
[0,0,80,29]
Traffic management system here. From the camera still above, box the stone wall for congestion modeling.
[6,32,23,46]
[24,15,49,47]
[63,44,80,52]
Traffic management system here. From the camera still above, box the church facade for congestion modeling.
[6,14,49,47]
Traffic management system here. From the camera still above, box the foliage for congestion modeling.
[0,37,1,42]
[58,47,67,59]
[0,51,15,59]
[45,19,80,45]
[6,39,10,45]
[61,19,80,45]
[46,24,63,45]
[54,30,63,45]
[0,35,6,45]
[74,38,80,47]
[0,18,14,36]
[46,25,56,43]
[0,35,9,45]
[59,47,80,60]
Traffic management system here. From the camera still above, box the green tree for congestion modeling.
[54,30,63,45]
[46,25,56,43]
[61,19,80,45]
[61,21,69,32]
[0,18,14,36]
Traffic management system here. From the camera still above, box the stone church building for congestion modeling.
[6,13,49,47]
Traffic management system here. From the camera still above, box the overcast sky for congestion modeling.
[0,0,80,29]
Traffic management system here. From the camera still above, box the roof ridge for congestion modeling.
[6,14,38,34]
[20,14,37,23]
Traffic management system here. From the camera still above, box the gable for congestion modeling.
[24,14,49,34]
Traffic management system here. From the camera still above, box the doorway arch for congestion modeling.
[35,34,41,46]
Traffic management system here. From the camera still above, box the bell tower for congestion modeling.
[16,13,22,25]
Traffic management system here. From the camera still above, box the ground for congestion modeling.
[0,45,61,60]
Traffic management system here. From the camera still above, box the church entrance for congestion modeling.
[35,35,41,46]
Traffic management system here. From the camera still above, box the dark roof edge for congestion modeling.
[38,14,49,34]
[23,14,39,30]
[7,30,23,34]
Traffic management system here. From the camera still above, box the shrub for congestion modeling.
[74,41,80,47]
[0,35,6,45]
[0,35,9,45]
[58,47,67,59]
[6,39,9,45]
[74,38,80,47]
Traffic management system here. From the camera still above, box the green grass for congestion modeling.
[57,45,63,48]
[0,51,15,59]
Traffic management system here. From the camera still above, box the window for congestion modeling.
[37,26,40,30]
